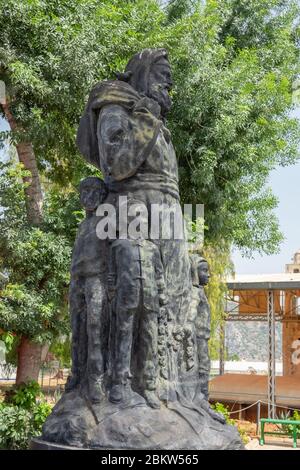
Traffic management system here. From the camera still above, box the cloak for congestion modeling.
[76,80,162,180]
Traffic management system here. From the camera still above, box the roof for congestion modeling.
[210,374,300,407]
[211,360,283,374]
[226,273,300,291]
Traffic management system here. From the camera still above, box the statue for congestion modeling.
[108,199,165,409]
[36,49,244,450]
[192,255,211,401]
[66,177,108,404]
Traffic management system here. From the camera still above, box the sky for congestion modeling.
[232,160,300,274]
[1,111,300,275]
[233,108,300,274]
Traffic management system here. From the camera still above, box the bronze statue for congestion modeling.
[66,177,108,403]
[193,256,211,401]
[108,201,165,409]
[38,49,244,450]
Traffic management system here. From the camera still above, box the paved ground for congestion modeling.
[246,438,300,450]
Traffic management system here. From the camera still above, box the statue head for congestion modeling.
[190,254,210,287]
[122,48,173,118]
[79,177,107,212]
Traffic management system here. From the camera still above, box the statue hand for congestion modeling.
[134,96,161,118]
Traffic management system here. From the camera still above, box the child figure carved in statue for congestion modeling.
[66,177,109,404]
[192,256,211,400]
[187,254,226,424]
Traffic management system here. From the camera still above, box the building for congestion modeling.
[209,251,300,420]
[284,250,300,376]
[285,249,300,273]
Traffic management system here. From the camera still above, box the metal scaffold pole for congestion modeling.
[219,320,225,375]
[267,290,276,418]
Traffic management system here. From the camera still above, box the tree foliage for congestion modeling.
[166,0,300,253]
[0,162,74,341]
[1,0,299,253]
[0,0,166,185]
[203,241,233,359]
[0,0,299,347]
[0,381,51,449]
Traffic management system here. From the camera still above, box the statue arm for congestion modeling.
[97,103,161,181]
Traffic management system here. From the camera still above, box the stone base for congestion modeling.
[39,389,244,450]
[30,438,84,450]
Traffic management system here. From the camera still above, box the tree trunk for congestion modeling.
[1,100,44,382]
[16,337,42,385]
[1,101,43,225]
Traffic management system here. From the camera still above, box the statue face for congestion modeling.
[148,58,173,117]
[80,186,105,212]
[197,261,210,286]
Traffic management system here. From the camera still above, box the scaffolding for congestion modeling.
[267,290,276,418]
[224,273,300,418]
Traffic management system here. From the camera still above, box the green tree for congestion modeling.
[1,0,299,377]
[0,0,165,382]
[203,242,233,359]
[0,0,165,185]
[165,0,300,253]
[165,0,300,349]
[0,161,75,382]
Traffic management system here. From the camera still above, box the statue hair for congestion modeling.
[190,254,208,285]
[79,177,107,195]
[122,48,169,97]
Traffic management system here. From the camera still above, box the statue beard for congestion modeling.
[147,86,172,119]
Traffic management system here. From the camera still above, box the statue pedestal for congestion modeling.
[30,439,82,450]
[39,390,244,450]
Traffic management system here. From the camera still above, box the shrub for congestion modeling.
[211,402,249,444]
[32,402,52,430]
[279,410,300,437]
[5,380,41,410]
[212,402,233,424]
[0,381,51,449]
[0,404,32,450]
